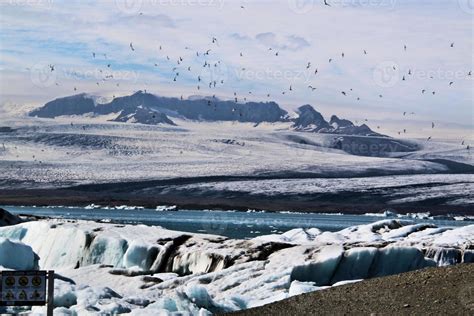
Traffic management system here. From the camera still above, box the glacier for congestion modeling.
[0,218,472,314]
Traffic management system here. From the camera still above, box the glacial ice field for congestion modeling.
[0,217,472,315]
[0,117,472,189]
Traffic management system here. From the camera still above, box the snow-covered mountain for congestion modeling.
[111,106,176,125]
[293,105,383,137]
[30,91,288,126]
[29,92,381,136]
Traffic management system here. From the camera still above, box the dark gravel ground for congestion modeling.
[227,264,474,316]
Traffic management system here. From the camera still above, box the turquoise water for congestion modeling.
[3,206,470,239]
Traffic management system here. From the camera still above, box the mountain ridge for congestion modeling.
[30,91,383,137]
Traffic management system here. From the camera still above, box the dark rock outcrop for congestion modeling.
[0,208,22,226]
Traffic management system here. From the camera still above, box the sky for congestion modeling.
[0,0,472,139]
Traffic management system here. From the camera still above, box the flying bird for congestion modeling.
[130,42,135,51]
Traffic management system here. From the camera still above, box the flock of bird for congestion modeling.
[37,2,471,150]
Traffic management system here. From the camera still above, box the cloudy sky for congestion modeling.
[0,0,472,139]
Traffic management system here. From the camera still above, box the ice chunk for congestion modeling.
[368,246,435,277]
[172,252,225,275]
[425,247,462,266]
[290,245,344,285]
[83,236,128,267]
[0,237,37,270]
[52,307,77,315]
[122,241,159,271]
[330,247,378,284]
[54,280,77,308]
[288,280,326,296]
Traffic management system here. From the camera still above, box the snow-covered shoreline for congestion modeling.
[0,216,472,315]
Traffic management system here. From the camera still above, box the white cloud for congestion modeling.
[0,0,472,139]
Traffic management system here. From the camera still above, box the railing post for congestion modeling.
[46,270,54,316]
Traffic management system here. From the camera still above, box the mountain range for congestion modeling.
[30,91,383,137]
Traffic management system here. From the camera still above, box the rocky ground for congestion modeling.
[230,263,474,316]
